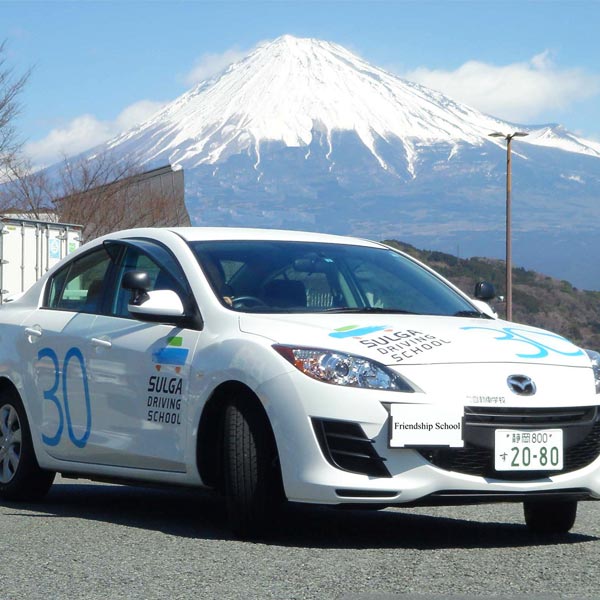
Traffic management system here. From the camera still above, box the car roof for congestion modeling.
[162,227,382,247]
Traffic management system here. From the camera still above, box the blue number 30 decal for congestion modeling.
[38,347,92,448]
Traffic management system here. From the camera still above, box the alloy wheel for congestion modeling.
[0,404,21,484]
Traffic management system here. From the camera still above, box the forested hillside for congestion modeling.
[384,240,600,351]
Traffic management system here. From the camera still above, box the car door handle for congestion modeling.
[91,337,112,349]
[24,326,43,339]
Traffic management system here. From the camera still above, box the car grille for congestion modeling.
[418,405,600,481]
[312,418,391,478]
[464,405,596,428]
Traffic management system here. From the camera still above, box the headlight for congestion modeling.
[273,345,414,392]
[585,349,600,394]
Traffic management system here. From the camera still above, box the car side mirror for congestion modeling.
[122,270,152,306]
[474,281,496,301]
[128,289,185,319]
[122,270,185,322]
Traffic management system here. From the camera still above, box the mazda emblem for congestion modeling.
[507,374,537,396]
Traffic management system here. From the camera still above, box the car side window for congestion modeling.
[46,248,112,314]
[110,244,187,318]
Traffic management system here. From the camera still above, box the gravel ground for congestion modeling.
[0,477,598,600]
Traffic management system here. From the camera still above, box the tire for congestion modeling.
[0,390,55,502]
[523,499,577,534]
[223,397,283,539]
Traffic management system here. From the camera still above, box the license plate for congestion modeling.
[494,429,563,471]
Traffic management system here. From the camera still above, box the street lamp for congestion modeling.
[489,131,529,321]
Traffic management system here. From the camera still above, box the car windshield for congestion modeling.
[189,240,476,315]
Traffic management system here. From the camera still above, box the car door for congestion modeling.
[20,246,112,463]
[82,239,202,472]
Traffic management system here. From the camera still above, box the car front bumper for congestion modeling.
[258,371,600,505]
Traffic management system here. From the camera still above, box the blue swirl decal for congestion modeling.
[461,326,584,359]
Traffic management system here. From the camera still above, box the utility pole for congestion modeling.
[488,131,529,321]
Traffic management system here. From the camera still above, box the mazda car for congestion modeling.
[0,227,598,538]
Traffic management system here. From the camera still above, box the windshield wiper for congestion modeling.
[324,307,419,315]
[453,310,489,318]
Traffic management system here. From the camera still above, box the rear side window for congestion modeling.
[46,248,112,313]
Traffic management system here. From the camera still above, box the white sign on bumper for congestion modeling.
[390,404,464,448]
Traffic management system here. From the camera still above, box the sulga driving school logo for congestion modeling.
[152,336,189,373]
[147,336,189,426]
[329,325,451,363]
[329,324,389,339]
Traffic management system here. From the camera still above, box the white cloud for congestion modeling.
[403,51,600,123]
[24,41,263,168]
[24,100,165,167]
[184,47,250,86]
[114,100,164,130]
[183,41,268,86]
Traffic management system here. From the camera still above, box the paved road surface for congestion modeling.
[0,477,598,599]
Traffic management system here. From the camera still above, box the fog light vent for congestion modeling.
[312,418,391,478]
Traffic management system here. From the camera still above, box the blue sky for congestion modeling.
[2,0,600,166]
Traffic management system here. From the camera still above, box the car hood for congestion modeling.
[239,313,591,368]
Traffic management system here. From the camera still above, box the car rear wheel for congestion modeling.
[523,499,577,534]
[223,397,283,539]
[0,390,55,501]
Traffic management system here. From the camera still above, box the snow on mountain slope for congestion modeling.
[525,124,600,155]
[105,35,600,177]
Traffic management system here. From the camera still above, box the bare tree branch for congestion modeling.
[54,153,188,241]
[0,154,54,219]
[0,42,188,237]
[0,40,31,172]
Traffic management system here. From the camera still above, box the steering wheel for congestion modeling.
[232,295,267,309]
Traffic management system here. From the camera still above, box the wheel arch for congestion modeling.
[0,375,55,499]
[196,380,280,491]
[0,377,23,404]
[0,376,38,449]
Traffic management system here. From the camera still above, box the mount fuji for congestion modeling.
[96,35,600,289]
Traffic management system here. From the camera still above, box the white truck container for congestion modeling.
[0,217,82,302]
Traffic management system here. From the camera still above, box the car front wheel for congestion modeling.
[0,390,55,501]
[523,499,577,534]
[223,397,283,539]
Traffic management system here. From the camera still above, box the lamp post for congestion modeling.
[489,131,529,321]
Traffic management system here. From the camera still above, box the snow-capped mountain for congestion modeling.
[107,35,600,170]
[94,35,600,289]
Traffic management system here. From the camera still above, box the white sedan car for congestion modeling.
[0,227,598,538]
